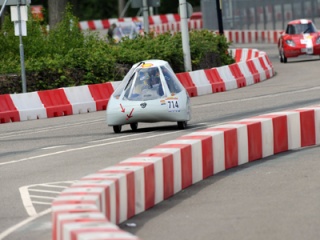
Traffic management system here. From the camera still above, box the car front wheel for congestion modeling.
[130,123,138,131]
[177,121,187,129]
[279,48,288,63]
[279,50,284,63]
[113,125,122,133]
[283,53,287,63]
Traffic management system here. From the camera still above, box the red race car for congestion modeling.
[278,19,320,63]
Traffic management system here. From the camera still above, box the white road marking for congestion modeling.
[42,146,66,150]
[0,208,51,240]
[88,131,150,143]
[193,86,320,108]
[19,186,37,217]
[0,128,194,166]
[30,195,56,200]
[31,201,52,205]
[28,189,61,194]
[19,181,76,217]
[0,119,104,139]
[39,184,69,189]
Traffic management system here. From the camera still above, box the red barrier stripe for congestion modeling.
[178,135,214,179]
[87,21,97,30]
[258,57,270,79]
[118,162,155,211]
[156,144,193,189]
[206,128,239,169]
[0,94,20,123]
[233,121,263,162]
[295,109,316,147]
[259,115,288,154]
[101,19,110,29]
[99,169,136,219]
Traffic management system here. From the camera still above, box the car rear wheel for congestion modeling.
[113,125,122,133]
[177,121,187,129]
[130,123,138,131]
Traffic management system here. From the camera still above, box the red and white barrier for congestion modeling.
[0,48,274,124]
[223,30,282,44]
[79,13,282,44]
[176,48,274,97]
[52,105,320,240]
[78,14,180,31]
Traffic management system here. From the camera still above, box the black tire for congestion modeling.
[130,123,138,131]
[113,125,122,133]
[279,51,284,63]
[283,55,287,63]
[177,121,187,129]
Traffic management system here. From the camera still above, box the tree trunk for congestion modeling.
[48,0,68,29]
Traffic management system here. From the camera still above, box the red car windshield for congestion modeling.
[286,22,317,34]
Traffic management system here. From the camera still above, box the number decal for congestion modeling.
[166,99,180,112]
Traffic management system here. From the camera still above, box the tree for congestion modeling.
[48,0,68,29]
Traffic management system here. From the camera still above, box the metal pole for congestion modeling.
[142,0,149,34]
[0,0,9,17]
[216,0,224,35]
[17,1,27,93]
[120,0,132,18]
[118,0,125,17]
[179,0,192,72]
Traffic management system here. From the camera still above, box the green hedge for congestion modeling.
[0,6,234,94]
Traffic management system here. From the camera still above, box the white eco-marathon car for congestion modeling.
[106,59,191,133]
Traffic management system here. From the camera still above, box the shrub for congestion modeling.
[0,6,234,94]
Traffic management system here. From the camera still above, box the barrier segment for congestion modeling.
[10,92,47,121]
[52,105,320,240]
[0,94,20,123]
[63,85,97,114]
[37,89,73,118]
[175,72,198,97]
[203,68,226,93]
[88,83,115,111]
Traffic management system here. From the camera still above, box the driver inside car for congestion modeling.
[130,70,151,98]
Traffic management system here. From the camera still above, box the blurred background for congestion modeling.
[1,0,320,31]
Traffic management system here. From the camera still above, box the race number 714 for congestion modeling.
[166,99,180,112]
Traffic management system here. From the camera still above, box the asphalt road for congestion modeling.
[1,44,320,240]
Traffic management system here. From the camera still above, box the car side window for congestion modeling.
[160,66,182,94]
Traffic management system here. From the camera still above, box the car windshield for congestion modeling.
[113,23,138,40]
[121,26,132,35]
[286,22,317,34]
[124,67,165,101]
[112,66,137,99]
